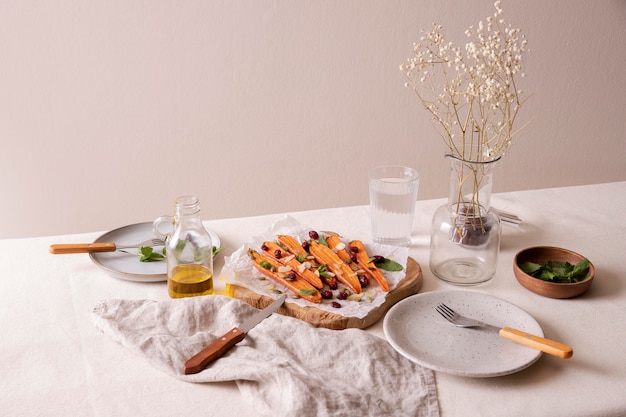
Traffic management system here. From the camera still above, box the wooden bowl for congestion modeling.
[513,246,595,299]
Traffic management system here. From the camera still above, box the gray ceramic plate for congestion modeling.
[383,290,543,377]
[89,222,220,282]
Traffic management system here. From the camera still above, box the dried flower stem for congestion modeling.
[401,1,529,162]
[401,1,530,233]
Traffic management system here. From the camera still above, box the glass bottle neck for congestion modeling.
[174,195,201,216]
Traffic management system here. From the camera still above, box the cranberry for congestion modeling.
[302,241,310,252]
[327,280,338,290]
[331,301,341,308]
[358,275,369,288]
[349,246,359,253]
[372,255,385,264]
[350,253,357,263]
[274,249,282,259]
[261,243,269,251]
[320,290,333,299]
[337,290,349,300]
[309,230,319,240]
[285,272,296,281]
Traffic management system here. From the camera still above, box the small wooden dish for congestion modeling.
[514,246,595,299]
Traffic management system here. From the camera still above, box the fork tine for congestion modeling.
[435,303,453,321]
[116,238,164,249]
[436,303,454,318]
[436,304,484,328]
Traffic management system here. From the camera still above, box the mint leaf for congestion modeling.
[539,269,557,281]
[520,261,542,275]
[546,261,572,277]
[175,239,186,251]
[521,258,590,283]
[139,246,165,262]
[376,258,403,272]
[317,264,333,278]
[570,258,589,278]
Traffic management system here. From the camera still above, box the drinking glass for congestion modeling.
[369,165,420,246]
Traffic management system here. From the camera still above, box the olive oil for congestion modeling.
[162,196,214,299]
[168,264,213,298]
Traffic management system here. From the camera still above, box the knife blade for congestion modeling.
[183,294,287,374]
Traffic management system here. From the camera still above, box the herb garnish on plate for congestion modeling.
[127,245,222,262]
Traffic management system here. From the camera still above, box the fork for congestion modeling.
[436,303,573,359]
[493,208,522,225]
[49,238,165,254]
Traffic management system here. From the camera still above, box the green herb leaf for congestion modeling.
[138,246,165,262]
[521,258,590,283]
[375,258,403,272]
[540,269,557,281]
[318,235,328,246]
[299,289,317,296]
[570,258,589,278]
[546,261,571,278]
[317,264,333,278]
[520,261,542,275]
[259,261,272,270]
[175,239,187,251]
[212,246,223,256]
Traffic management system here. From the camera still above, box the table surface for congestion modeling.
[2,181,625,417]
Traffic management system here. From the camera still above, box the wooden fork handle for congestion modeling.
[499,327,573,359]
[49,243,117,254]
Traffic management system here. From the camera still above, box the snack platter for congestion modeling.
[222,216,423,329]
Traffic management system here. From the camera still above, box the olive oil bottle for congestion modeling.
[165,196,214,298]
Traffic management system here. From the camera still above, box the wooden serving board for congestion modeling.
[229,257,423,330]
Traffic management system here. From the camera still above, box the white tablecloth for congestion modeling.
[2,182,625,416]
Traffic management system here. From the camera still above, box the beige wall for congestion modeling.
[1,1,625,238]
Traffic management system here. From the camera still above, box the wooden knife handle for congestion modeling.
[49,243,116,254]
[499,327,573,359]
[183,327,245,375]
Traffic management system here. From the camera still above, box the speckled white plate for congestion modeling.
[383,290,543,377]
[89,222,220,283]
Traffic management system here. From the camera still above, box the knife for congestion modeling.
[183,294,287,375]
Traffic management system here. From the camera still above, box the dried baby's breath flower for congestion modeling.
[401,1,530,162]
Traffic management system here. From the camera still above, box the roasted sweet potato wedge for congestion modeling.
[348,240,390,292]
[308,240,361,294]
[248,249,322,303]
[261,241,324,289]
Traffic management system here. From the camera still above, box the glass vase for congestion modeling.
[429,154,502,285]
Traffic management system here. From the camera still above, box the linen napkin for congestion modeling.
[92,296,440,417]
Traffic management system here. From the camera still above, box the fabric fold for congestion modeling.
[92,296,439,417]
